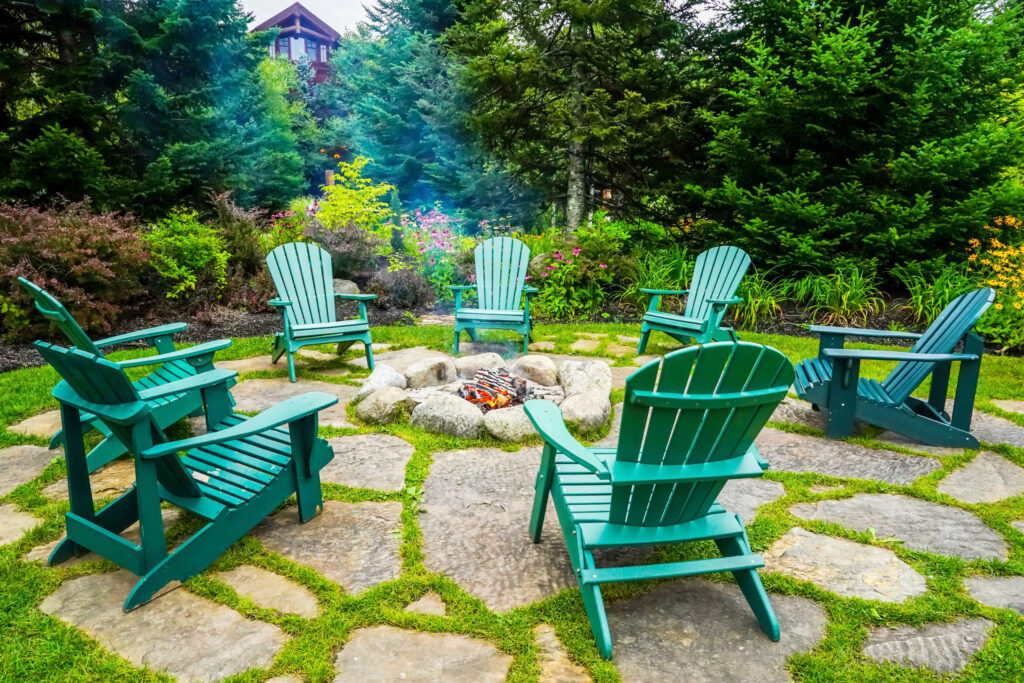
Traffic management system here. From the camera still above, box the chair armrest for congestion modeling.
[640,288,688,296]
[115,339,232,369]
[137,368,238,401]
[822,348,978,363]
[523,286,539,295]
[335,293,377,301]
[448,285,476,292]
[268,298,292,308]
[141,392,340,459]
[808,325,922,340]
[94,322,188,348]
[707,296,742,307]
[523,400,610,479]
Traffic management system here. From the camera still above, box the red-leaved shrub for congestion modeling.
[0,202,150,340]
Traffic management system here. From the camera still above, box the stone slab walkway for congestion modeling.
[321,434,413,491]
[862,618,992,673]
[0,444,58,496]
[230,378,357,428]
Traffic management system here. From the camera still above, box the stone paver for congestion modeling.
[43,458,136,501]
[717,479,786,524]
[937,452,1024,504]
[9,410,62,440]
[405,592,446,616]
[351,346,447,372]
[950,400,1024,449]
[230,378,357,428]
[607,579,827,683]
[1013,520,1024,534]
[533,624,589,683]
[574,332,608,339]
[633,355,659,366]
[617,335,640,343]
[26,509,180,565]
[874,431,964,456]
[609,365,634,389]
[421,447,574,610]
[331,625,511,682]
[809,485,845,494]
[862,618,992,673]
[529,341,556,352]
[756,428,941,485]
[791,493,1007,560]
[0,444,57,496]
[570,338,601,353]
[39,570,287,683]
[419,314,456,326]
[604,343,635,357]
[217,355,299,373]
[763,528,926,602]
[298,349,338,362]
[255,501,402,594]
[992,399,1024,414]
[964,576,1024,615]
[770,397,826,430]
[217,565,319,618]
[321,434,413,491]
[0,504,39,545]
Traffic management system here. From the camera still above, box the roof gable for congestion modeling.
[252,2,340,42]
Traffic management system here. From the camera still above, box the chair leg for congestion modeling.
[364,342,375,371]
[580,581,613,659]
[84,435,129,472]
[715,524,779,641]
[286,350,297,383]
[452,328,460,354]
[271,334,287,363]
[522,332,530,355]
[294,468,325,523]
[529,445,556,543]
[637,327,651,354]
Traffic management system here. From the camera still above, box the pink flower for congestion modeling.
[419,247,426,253]
[599,263,608,268]
[429,258,436,265]
[541,272,549,277]
[469,274,476,281]
[553,251,562,258]
[572,247,581,255]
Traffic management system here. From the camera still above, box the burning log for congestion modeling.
[457,368,529,412]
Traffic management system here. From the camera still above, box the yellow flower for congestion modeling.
[995,303,1004,310]
[1014,302,1022,310]
[969,238,981,247]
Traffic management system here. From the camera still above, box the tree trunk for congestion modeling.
[565,60,587,231]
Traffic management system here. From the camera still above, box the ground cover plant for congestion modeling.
[2,324,1024,681]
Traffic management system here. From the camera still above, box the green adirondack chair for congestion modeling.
[17,277,231,473]
[450,236,537,354]
[637,246,751,354]
[267,242,377,382]
[35,341,338,611]
[795,288,995,448]
[524,341,794,659]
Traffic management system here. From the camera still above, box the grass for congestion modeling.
[1,323,1024,681]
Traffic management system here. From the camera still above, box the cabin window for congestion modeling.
[320,45,328,62]
[276,37,289,59]
[306,38,318,61]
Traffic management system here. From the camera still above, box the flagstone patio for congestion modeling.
[5,342,1024,681]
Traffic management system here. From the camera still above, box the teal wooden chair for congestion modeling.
[35,341,338,610]
[267,242,377,382]
[450,236,537,354]
[525,341,794,658]
[795,288,995,448]
[637,246,751,353]
[17,277,231,473]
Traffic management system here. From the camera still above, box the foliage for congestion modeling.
[0,202,148,339]
[401,208,474,297]
[317,157,395,244]
[450,0,716,227]
[367,268,437,310]
[305,221,384,279]
[209,192,266,277]
[617,246,693,312]
[791,267,885,326]
[968,216,1024,351]
[733,271,789,330]
[892,262,974,326]
[145,209,229,302]
[533,248,615,320]
[697,0,1024,271]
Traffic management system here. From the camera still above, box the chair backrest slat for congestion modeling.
[475,237,530,310]
[882,288,994,403]
[267,242,336,326]
[18,278,103,355]
[609,342,793,528]
[684,246,751,322]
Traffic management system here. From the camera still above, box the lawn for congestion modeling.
[1,323,1023,682]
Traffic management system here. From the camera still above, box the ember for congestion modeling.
[457,368,529,412]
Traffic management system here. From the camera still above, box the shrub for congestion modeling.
[367,268,436,310]
[791,267,885,326]
[0,201,148,339]
[617,245,692,312]
[145,209,229,302]
[402,209,474,298]
[210,192,266,277]
[257,196,318,254]
[968,216,1024,351]
[305,220,384,278]
[892,262,974,326]
[733,271,789,330]
[533,247,614,320]
[317,157,394,242]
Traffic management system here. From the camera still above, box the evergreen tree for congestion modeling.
[697,0,1024,270]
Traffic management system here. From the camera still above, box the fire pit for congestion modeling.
[456,368,528,412]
